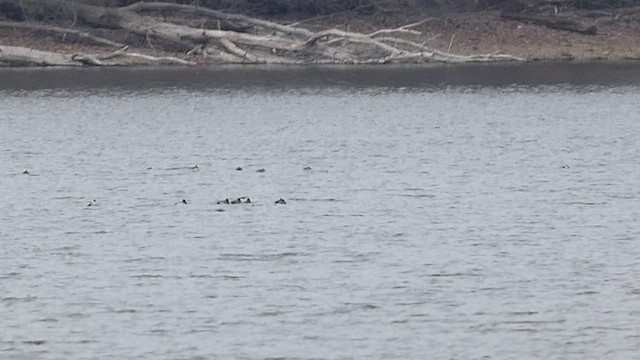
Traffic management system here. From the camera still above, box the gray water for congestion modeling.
[1,65,640,360]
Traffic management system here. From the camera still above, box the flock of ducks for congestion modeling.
[21,164,307,208]
[216,197,252,205]
[176,197,286,206]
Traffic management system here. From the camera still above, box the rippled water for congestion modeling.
[1,65,640,359]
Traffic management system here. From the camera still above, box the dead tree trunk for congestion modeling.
[0,44,80,66]
[0,44,192,66]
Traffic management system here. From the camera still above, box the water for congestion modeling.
[1,64,640,359]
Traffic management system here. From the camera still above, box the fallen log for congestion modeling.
[121,2,314,38]
[501,12,597,35]
[0,44,192,66]
[0,44,79,66]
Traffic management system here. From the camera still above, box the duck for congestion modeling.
[192,164,199,170]
[217,199,230,205]
[275,198,286,205]
[22,170,30,175]
[256,168,266,173]
[236,167,243,171]
[230,198,242,204]
[176,199,188,205]
[244,198,252,204]
[303,166,312,171]
[87,199,97,207]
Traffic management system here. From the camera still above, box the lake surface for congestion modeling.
[1,64,640,359]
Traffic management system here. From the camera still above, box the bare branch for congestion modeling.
[368,19,432,37]
[302,29,401,56]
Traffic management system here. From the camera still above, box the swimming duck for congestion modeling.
[180,199,188,205]
[22,170,30,175]
[192,164,199,170]
[230,198,242,204]
[303,166,312,171]
[275,198,286,205]
[236,167,243,171]
[256,168,266,173]
[217,199,230,205]
[87,199,97,207]
[244,198,252,203]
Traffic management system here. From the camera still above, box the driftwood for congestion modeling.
[0,44,191,66]
[0,0,525,66]
[0,44,79,66]
[501,12,597,35]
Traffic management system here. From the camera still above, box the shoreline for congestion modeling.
[3,61,640,91]
[2,8,640,67]
[2,57,640,69]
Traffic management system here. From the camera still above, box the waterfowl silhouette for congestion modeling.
[87,199,97,207]
[22,170,30,175]
[561,164,570,169]
[303,166,312,171]
[217,199,230,205]
[236,167,243,171]
[244,198,251,204]
[179,199,188,205]
[256,168,266,173]
[275,198,286,205]
[230,198,242,204]
[167,165,199,171]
